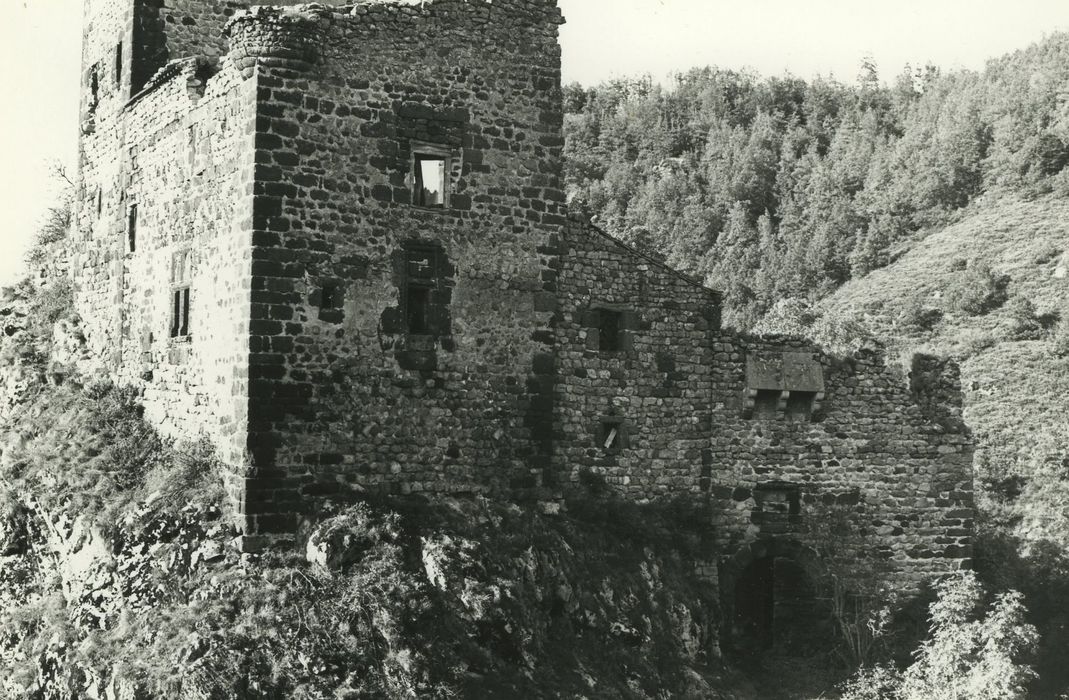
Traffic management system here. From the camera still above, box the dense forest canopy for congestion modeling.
[563,32,1069,328]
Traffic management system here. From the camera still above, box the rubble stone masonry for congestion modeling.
[70,0,972,586]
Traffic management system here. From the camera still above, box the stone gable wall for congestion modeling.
[553,219,722,497]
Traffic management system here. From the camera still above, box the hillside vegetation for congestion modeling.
[564,32,1069,329]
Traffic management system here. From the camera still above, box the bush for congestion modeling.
[954,328,1000,356]
[898,298,944,334]
[753,298,876,356]
[945,262,1009,316]
[1005,295,1042,339]
[841,571,1039,700]
[1033,245,1061,265]
[0,379,225,534]
[23,193,70,276]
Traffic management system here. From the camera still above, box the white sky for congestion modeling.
[3,0,1069,287]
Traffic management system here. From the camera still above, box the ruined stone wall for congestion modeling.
[228,1,566,537]
[129,0,350,94]
[74,0,260,479]
[554,222,973,589]
[707,337,973,589]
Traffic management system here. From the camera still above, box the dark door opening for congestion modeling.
[734,555,775,652]
[732,553,826,658]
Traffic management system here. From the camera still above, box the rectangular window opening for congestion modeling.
[406,285,431,335]
[598,420,627,452]
[170,251,191,339]
[753,389,781,419]
[320,282,342,310]
[170,287,190,338]
[598,309,623,352]
[786,391,817,421]
[414,155,447,208]
[127,204,137,253]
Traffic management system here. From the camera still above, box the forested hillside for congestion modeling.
[564,33,1069,698]
[564,32,1069,329]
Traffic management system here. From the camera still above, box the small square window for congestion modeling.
[414,155,447,208]
[752,389,781,419]
[596,419,628,452]
[319,283,342,310]
[602,424,620,449]
[597,309,623,352]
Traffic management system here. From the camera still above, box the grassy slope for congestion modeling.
[824,191,1069,471]
[823,192,1069,696]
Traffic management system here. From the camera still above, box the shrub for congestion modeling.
[23,193,70,275]
[1005,295,1042,339]
[803,503,902,670]
[753,298,876,356]
[841,571,1039,700]
[1033,245,1061,265]
[0,380,214,533]
[945,262,1010,316]
[955,328,999,356]
[898,298,944,334]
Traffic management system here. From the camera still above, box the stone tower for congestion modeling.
[73,0,568,546]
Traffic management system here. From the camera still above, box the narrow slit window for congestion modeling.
[88,63,100,115]
[414,155,447,207]
[603,425,619,449]
[403,246,440,336]
[127,204,137,253]
[96,189,103,218]
[598,309,623,352]
[114,41,123,87]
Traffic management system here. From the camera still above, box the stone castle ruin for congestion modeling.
[72,0,973,652]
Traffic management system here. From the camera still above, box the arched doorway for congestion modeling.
[721,540,829,658]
